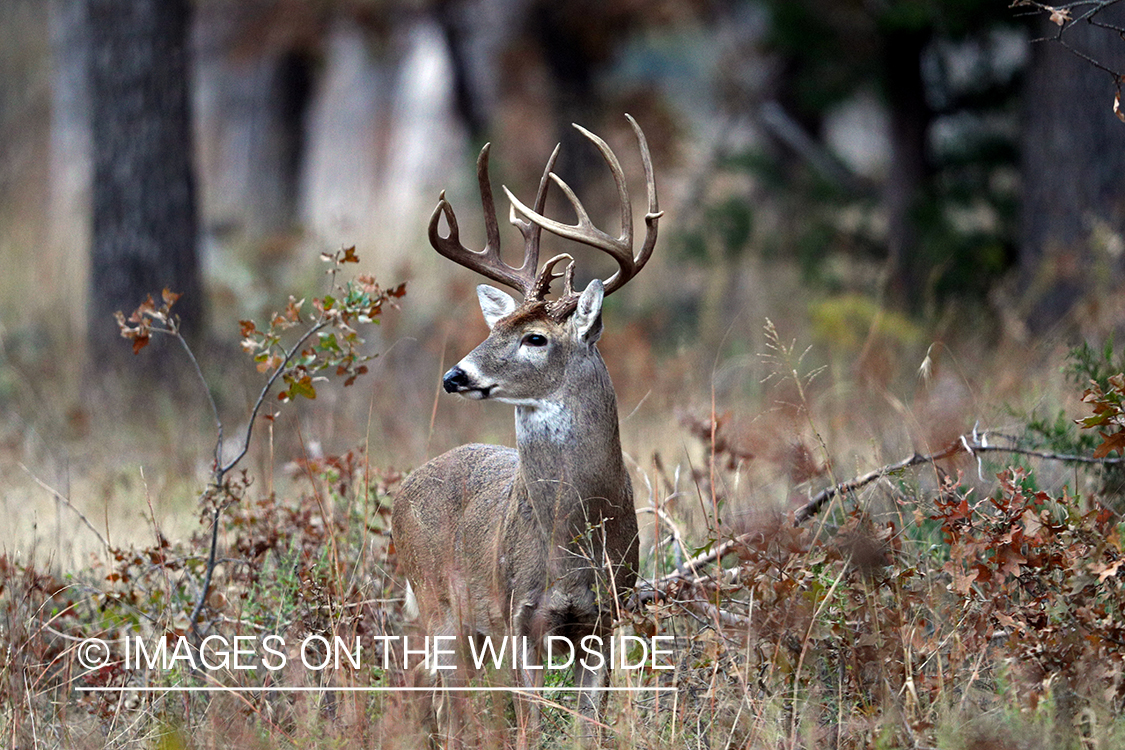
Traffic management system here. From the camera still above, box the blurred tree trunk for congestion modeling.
[528,0,603,186]
[85,0,202,377]
[1021,12,1125,331]
[433,0,492,141]
[49,0,92,338]
[881,26,932,312]
[220,50,313,238]
[263,51,314,233]
[193,3,321,243]
[431,0,609,188]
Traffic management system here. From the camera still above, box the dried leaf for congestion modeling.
[997,547,1027,578]
[285,296,304,322]
[131,334,150,354]
[1047,6,1070,25]
[1091,558,1124,582]
[1093,430,1125,458]
[256,353,283,373]
[1020,508,1043,539]
[945,562,978,595]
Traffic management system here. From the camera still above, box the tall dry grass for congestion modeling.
[4,232,1125,748]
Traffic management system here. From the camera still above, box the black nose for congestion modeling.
[443,366,470,393]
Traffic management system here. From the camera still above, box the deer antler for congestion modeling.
[505,114,662,319]
[428,142,562,299]
[429,115,660,318]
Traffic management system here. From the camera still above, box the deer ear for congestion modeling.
[572,279,604,344]
[477,285,517,329]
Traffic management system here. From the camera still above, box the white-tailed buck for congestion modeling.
[393,115,660,742]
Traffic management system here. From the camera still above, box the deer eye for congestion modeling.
[522,333,548,347]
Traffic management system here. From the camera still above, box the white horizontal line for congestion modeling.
[78,686,674,693]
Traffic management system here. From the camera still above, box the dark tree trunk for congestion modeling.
[1020,12,1125,331]
[434,0,490,141]
[193,1,320,242]
[881,27,932,311]
[431,0,606,190]
[528,0,604,191]
[234,49,313,237]
[86,0,202,377]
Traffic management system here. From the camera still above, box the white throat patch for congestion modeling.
[515,400,572,443]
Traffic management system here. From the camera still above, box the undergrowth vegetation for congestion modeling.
[4,258,1125,750]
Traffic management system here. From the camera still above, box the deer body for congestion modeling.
[392,116,659,741]
[395,285,638,704]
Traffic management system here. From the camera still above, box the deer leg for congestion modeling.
[574,626,610,742]
[514,659,544,750]
[511,606,544,749]
[428,621,468,748]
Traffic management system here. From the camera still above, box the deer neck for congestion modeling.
[512,349,626,507]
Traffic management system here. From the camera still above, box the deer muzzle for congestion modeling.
[442,365,491,399]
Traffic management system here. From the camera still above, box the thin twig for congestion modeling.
[187,318,331,642]
[188,506,222,641]
[219,321,328,476]
[637,506,692,575]
[171,331,221,455]
[1020,0,1125,81]
[19,463,109,551]
[690,595,752,629]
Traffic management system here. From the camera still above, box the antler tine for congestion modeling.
[428,144,538,297]
[508,144,561,300]
[561,259,576,298]
[504,114,663,305]
[529,252,574,302]
[625,113,663,287]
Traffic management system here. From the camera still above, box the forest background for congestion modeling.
[4,0,1125,748]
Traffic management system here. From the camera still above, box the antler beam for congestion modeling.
[506,114,662,318]
[428,142,560,299]
[429,114,661,319]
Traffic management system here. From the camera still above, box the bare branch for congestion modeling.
[1019,0,1125,83]
[634,426,1125,605]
